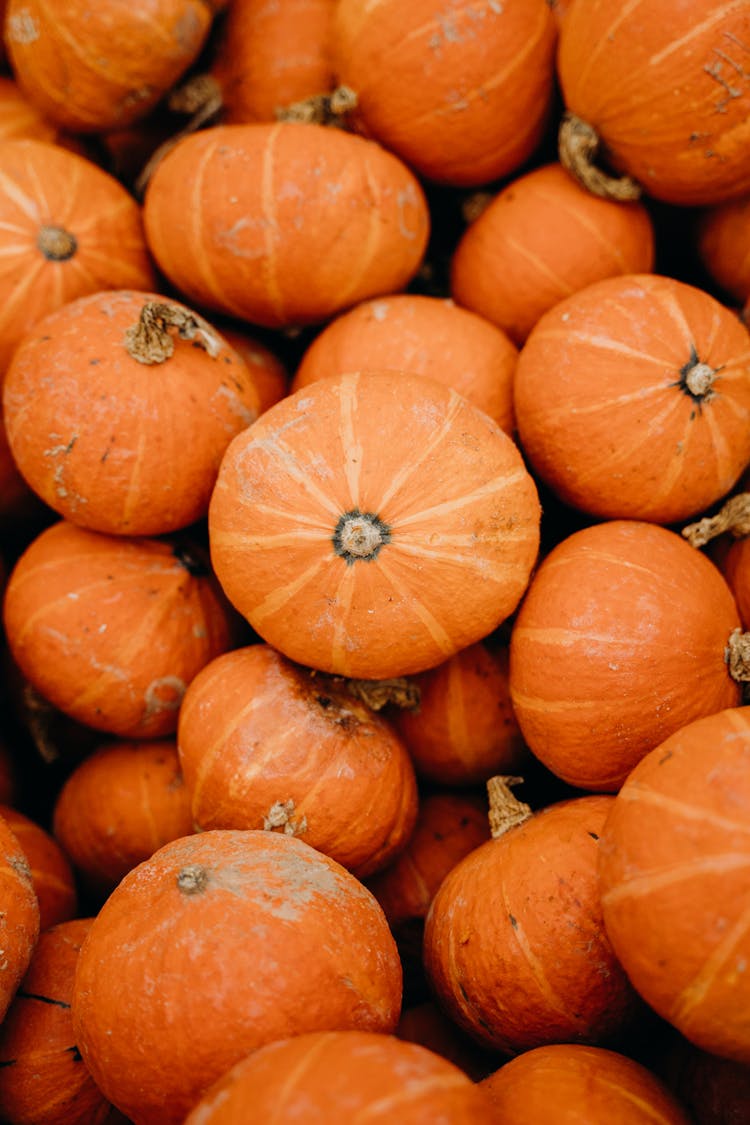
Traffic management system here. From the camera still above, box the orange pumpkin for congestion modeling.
[396,1002,497,1083]
[209,371,541,679]
[681,491,750,629]
[423,789,640,1053]
[0,139,155,377]
[0,75,64,144]
[599,706,750,1063]
[0,407,42,527]
[3,291,260,536]
[142,122,430,329]
[509,520,743,791]
[183,1030,495,1123]
[0,805,76,931]
[557,1,750,205]
[291,293,518,433]
[0,918,124,1125]
[4,0,213,133]
[72,829,403,1125]
[177,643,418,877]
[3,521,234,739]
[451,163,655,346]
[52,740,194,895]
[391,639,528,786]
[513,274,750,525]
[480,1044,691,1124]
[217,325,289,414]
[331,0,557,186]
[0,811,39,1023]
[697,194,750,305]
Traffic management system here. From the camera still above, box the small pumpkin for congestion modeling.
[291,293,518,433]
[4,0,214,133]
[3,291,260,536]
[480,1043,691,1124]
[72,829,403,1125]
[513,273,750,525]
[0,139,155,377]
[0,811,39,1023]
[330,0,558,186]
[208,371,541,679]
[696,193,750,305]
[177,643,418,878]
[423,782,640,1054]
[557,0,750,205]
[451,162,655,346]
[0,805,76,931]
[598,706,750,1063]
[142,122,430,329]
[0,75,66,144]
[682,492,750,629]
[3,521,234,739]
[509,520,744,791]
[0,918,123,1125]
[217,325,289,414]
[183,1030,495,1123]
[52,740,194,895]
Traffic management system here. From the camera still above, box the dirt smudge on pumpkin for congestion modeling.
[6,9,39,43]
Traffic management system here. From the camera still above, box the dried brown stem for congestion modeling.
[559,112,642,202]
[124,302,222,364]
[682,493,750,548]
[487,775,532,839]
[275,85,357,127]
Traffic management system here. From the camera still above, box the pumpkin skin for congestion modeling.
[4,0,213,133]
[209,371,541,679]
[72,829,403,1125]
[183,1030,495,1124]
[514,274,750,525]
[291,293,518,433]
[3,290,260,536]
[0,812,39,1023]
[51,740,194,895]
[509,520,742,791]
[396,1002,497,1083]
[391,639,528,786]
[599,707,750,1063]
[0,918,123,1125]
[0,806,77,931]
[722,535,750,628]
[0,75,65,144]
[2,521,234,739]
[177,643,418,878]
[0,139,155,378]
[218,325,289,414]
[557,0,750,206]
[451,163,655,346]
[480,1043,692,1124]
[697,194,750,304]
[331,0,557,187]
[142,122,430,329]
[423,795,640,1054]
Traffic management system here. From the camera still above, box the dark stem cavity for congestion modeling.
[333,509,391,564]
[37,225,77,261]
[172,542,209,577]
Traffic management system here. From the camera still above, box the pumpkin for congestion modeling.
[509,519,744,791]
[396,1002,497,1083]
[0,139,155,378]
[480,1043,691,1124]
[208,370,541,679]
[0,811,39,1023]
[217,325,289,414]
[330,0,558,187]
[450,163,655,346]
[514,273,750,525]
[598,706,750,1063]
[0,407,41,527]
[3,290,260,536]
[51,740,194,895]
[2,521,234,739]
[682,491,750,629]
[72,829,403,1125]
[697,193,750,305]
[0,75,66,144]
[183,1029,495,1123]
[4,0,214,133]
[291,293,518,434]
[557,1,750,206]
[422,784,640,1053]
[142,122,430,329]
[390,638,528,786]
[0,805,76,931]
[178,644,418,877]
[0,918,124,1125]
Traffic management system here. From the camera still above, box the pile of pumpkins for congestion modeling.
[0,1,750,1122]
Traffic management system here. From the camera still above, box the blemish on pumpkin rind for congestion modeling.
[6,9,39,43]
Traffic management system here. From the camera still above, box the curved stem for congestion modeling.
[558,112,642,202]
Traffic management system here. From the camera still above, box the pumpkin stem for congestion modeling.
[682,493,750,548]
[558,112,642,202]
[487,775,532,839]
[275,85,357,127]
[333,509,391,564]
[124,302,222,365]
[461,191,494,225]
[37,225,77,262]
[176,864,209,895]
[134,82,223,198]
[344,677,421,712]
[262,799,308,837]
[168,72,223,117]
[682,359,717,401]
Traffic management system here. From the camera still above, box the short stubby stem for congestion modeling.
[37,225,77,261]
[333,509,391,564]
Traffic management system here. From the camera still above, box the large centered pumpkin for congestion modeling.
[208,371,541,679]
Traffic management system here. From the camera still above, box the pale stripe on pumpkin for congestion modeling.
[670,898,750,1025]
